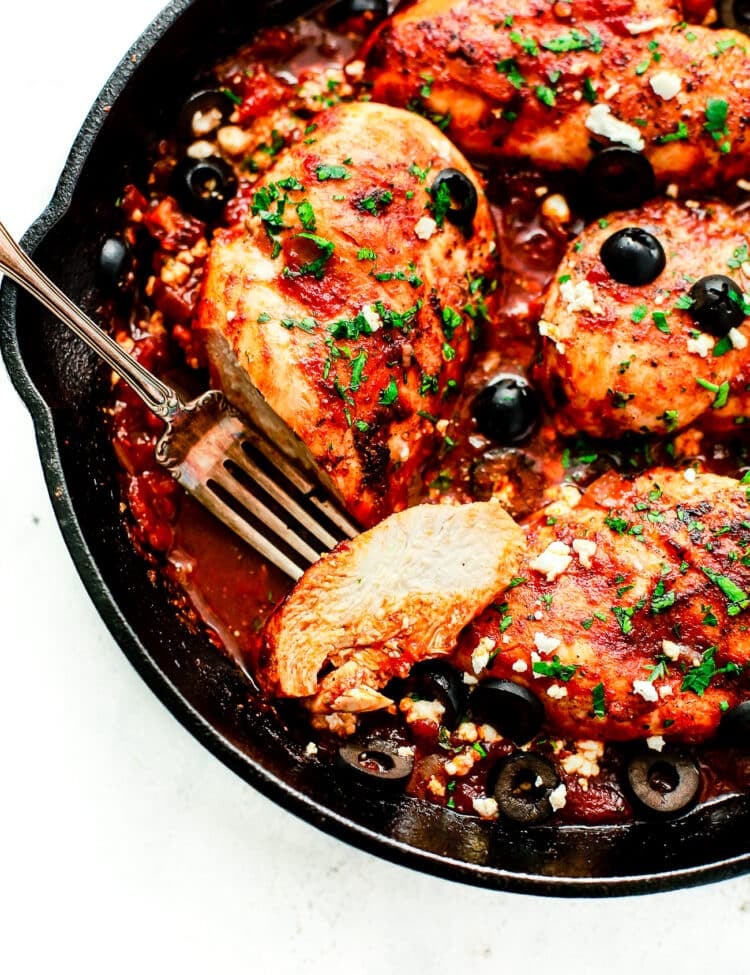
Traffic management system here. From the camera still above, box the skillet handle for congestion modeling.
[0,219,185,420]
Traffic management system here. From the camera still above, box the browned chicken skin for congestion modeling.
[364,0,750,190]
[537,198,750,437]
[453,469,750,744]
[196,101,497,528]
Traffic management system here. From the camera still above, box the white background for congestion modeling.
[1,2,749,971]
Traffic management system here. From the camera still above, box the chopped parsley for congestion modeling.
[542,28,604,54]
[658,121,689,144]
[357,189,394,216]
[316,164,351,181]
[357,247,377,261]
[532,655,578,682]
[702,567,750,615]
[296,200,316,232]
[592,682,607,717]
[681,645,741,696]
[704,97,731,154]
[631,303,649,324]
[378,377,399,406]
[495,58,526,89]
[282,233,335,280]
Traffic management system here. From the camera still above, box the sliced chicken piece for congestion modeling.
[260,501,525,713]
[363,0,750,191]
[454,469,750,744]
[536,199,750,438]
[195,101,497,528]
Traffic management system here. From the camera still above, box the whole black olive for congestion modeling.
[429,168,478,232]
[720,0,750,33]
[174,155,238,221]
[408,660,468,729]
[582,147,656,216]
[472,374,539,444]
[600,227,666,286]
[626,749,700,815]
[687,274,747,337]
[338,739,414,786]
[326,0,390,26]
[469,679,544,745]
[719,700,750,744]
[492,752,560,825]
[177,89,234,142]
[96,237,130,293]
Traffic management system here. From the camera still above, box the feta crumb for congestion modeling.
[646,735,665,752]
[559,278,603,315]
[562,740,604,778]
[738,178,750,192]
[604,82,620,100]
[396,745,415,757]
[666,183,679,199]
[625,16,671,33]
[683,467,697,483]
[414,216,437,240]
[530,650,542,678]
[572,538,597,569]
[472,636,496,674]
[361,303,382,332]
[512,658,529,673]
[534,632,562,656]
[226,310,237,323]
[730,327,748,350]
[534,775,543,787]
[401,698,446,725]
[427,775,446,797]
[445,751,476,776]
[530,540,573,581]
[649,71,682,101]
[585,104,645,151]
[549,782,568,812]
[462,672,479,685]
[533,609,543,621]
[662,639,686,661]
[547,684,568,700]
[541,193,570,225]
[658,685,674,698]
[472,796,499,819]
[632,679,659,703]
[304,741,318,756]
[538,319,566,354]
[686,332,714,358]
[455,722,479,743]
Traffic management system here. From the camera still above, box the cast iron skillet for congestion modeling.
[2,0,750,896]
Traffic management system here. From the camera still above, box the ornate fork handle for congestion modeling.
[0,219,184,421]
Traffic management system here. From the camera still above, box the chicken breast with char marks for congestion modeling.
[454,469,750,744]
[363,0,750,191]
[260,501,526,715]
[195,101,497,528]
[536,199,750,438]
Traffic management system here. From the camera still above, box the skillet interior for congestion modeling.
[2,0,750,895]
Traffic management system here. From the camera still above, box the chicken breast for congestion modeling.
[454,469,750,744]
[195,101,497,528]
[536,199,750,437]
[363,0,750,191]
[260,501,525,714]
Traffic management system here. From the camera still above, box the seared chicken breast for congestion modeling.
[454,469,750,744]
[261,501,525,714]
[536,199,750,437]
[195,101,497,528]
[364,0,750,190]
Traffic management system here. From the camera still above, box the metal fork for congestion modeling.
[0,220,359,579]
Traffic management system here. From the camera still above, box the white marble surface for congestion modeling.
[2,2,749,970]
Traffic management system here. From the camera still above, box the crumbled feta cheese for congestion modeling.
[541,193,570,225]
[472,796,499,819]
[534,632,562,656]
[445,751,477,776]
[547,684,568,700]
[427,775,446,797]
[414,216,437,240]
[304,741,318,756]
[686,333,714,358]
[538,319,566,354]
[530,650,542,678]
[649,71,682,101]
[562,740,604,779]
[530,541,573,581]
[730,327,748,350]
[462,672,479,685]
[534,775,543,787]
[472,636,496,674]
[455,722,479,743]
[662,639,686,661]
[361,303,382,332]
[659,685,674,698]
[512,658,529,673]
[585,104,645,151]
[646,735,665,752]
[738,178,750,192]
[559,278,603,315]
[666,182,679,199]
[572,538,597,568]
[226,310,237,323]
[187,139,218,160]
[683,467,697,483]
[632,680,659,703]
[533,610,544,621]
[479,724,501,744]
[401,698,446,725]
[604,82,620,100]
[625,16,671,33]
[549,782,568,812]
[396,745,415,758]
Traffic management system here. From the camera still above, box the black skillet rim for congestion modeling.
[1,0,749,897]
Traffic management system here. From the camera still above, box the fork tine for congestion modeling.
[309,495,360,538]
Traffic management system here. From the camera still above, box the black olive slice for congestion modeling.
[469,679,544,745]
[429,168,479,232]
[492,753,560,824]
[626,749,700,815]
[177,89,234,142]
[326,0,390,26]
[600,227,666,286]
[174,155,238,221]
[338,739,414,786]
[96,237,130,293]
[408,660,468,729]
[719,700,750,744]
[720,0,750,33]
[472,374,540,445]
[582,147,656,216]
[687,274,747,337]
